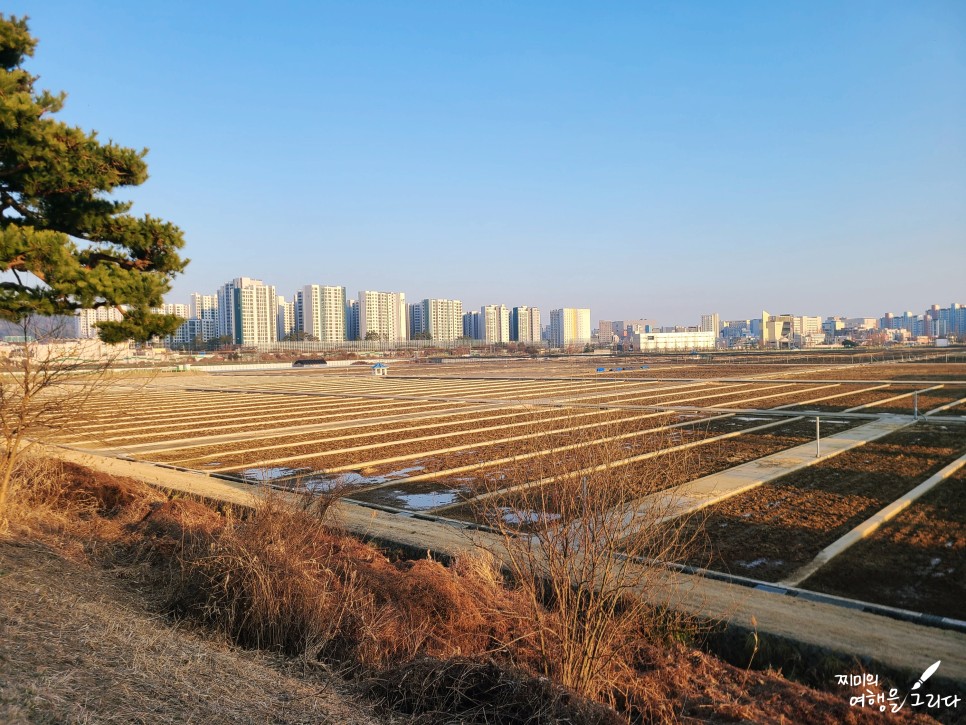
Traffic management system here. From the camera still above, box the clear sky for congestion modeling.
[7,1,965,324]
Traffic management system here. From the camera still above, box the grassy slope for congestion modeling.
[0,456,940,724]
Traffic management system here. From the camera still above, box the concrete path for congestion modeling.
[781,451,966,587]
[37,444,966,688]
[608,416,912,533]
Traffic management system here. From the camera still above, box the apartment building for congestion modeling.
[74,306,125,339]
[511,306,541,343]
[217,277,278,345]
[277,296,296,341]
[549,308,591,347]
[422,298,463,342]
[190,293,219,341]
[345,299,359,341]
[302,285,346,342]
[699,313,721,335]
[480,304,510,344]
[462,311,481,340]
[359,290,407,342]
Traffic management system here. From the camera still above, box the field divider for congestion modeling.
[923,394,966,417]
[780,450,966,587]
[598,417,913,543]
[167,406,628,465]
[111,403,512,454]
[427,415,795,514]
[208,409,682,473]
[63,399,464,447]
[844,384,945,412]
[434,383,910,513]
[770,383,888,409]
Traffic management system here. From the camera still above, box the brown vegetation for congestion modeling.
[1,453,938,723]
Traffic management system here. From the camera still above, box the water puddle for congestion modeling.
[737,557,783,570]
[499,508,562,526]
[237,465,426,492]
[394,491,458,510]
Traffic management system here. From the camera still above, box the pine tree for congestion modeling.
[0,15,187,342]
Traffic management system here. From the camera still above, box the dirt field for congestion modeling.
[681,425,966,593]
[801,465,966,620]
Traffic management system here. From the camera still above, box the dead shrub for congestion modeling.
[473,414,707,710]
[161,494,352,658]
[365,656,623,725]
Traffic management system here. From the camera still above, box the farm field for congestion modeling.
[58,355,966,621]
[800,464,966,620]
[682,425,966,586]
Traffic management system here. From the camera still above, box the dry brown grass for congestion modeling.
[3,452,937,724]
[469,416,709,714]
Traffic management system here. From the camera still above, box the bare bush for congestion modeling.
[0,318,121,529]
[473,412,707,710]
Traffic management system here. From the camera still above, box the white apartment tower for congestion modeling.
[359,290,407,342]
[74,307,125,339]
[550,308,591,347]
[422,298,463,342]
[511,306,541,343]
[190,293,219,342]
[699,313,721,335]
[217,277,278,346]
[480,304,510,344]
[277,296,296,341]
[302,285,346,342]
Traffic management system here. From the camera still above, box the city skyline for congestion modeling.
[6,1,964,321]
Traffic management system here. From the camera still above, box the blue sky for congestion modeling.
[8,1,965,324]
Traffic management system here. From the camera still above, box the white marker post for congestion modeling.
[815,417,821,458]
[914,391,919,420]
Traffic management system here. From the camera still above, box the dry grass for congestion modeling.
[2,452,937,724]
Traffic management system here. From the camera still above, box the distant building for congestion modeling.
[191,293,219,342]
[217,277,278,345]
[359,290,407,342]
[511,306,541,343]
[550,308,591,347]
[462,311,481,340]
[421,298,463,342]
[302,285,346,342]
[75,307,125,339]
[699,313,721,335]
[628,330,716,352]
[345,299,359,341]
[277,296,296,341]
[158,304,192,346]
[408,303,426,339]
[480,304,511,344]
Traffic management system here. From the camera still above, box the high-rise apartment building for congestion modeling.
[420,298,463,342]
[408,303,426,338]
[345,299,359,341]
[462,311,481,340]
[699,313,721,335]
[217,277,278,345]
[302,285,346,342]
[190,294,219,342]
[511,306,541,343]
[74,307,125,339]
[480,304,510,344]
[358,290,407,342]
[549,308,591,347]
[277,296,296,341]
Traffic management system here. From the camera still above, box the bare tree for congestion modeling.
[473,413,705,708]
[0,317,117,528]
